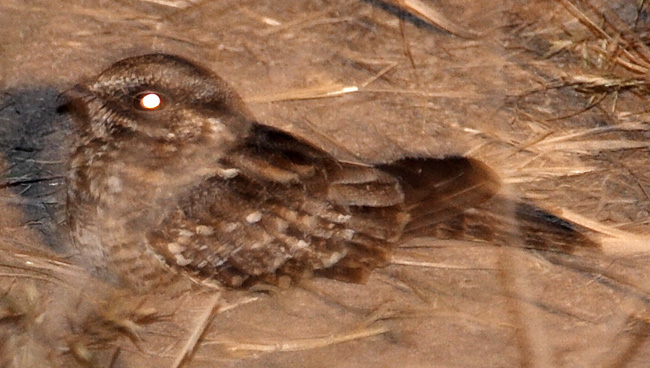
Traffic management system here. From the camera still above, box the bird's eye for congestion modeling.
[134,92,165,111]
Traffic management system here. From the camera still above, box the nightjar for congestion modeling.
[63,54,596,289]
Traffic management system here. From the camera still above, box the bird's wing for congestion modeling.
[145,124,409,286]
[147,124,596,288]
[146,124,509,286]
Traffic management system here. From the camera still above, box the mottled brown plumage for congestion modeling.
[64,54,595,289]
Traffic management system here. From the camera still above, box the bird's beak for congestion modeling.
[56,84,92,115]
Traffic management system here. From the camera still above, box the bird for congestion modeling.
[62,53,597,290]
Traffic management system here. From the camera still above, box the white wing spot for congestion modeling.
[168,242,186,254]
[224,222,238,232]
[178,229,194,237]
[175,253,192,266]
[219,168,239,179]
[322,251,347,267]
[208,117,225,132]
[337,214,351,222]
[246,211,263,224]
[296,240,309,249]
[195,225,214,236]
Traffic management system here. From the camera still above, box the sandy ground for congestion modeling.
[1,0,649,367]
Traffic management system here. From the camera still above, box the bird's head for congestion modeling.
[61,53,253,147]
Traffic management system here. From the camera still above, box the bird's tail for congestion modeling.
[380,157,599,253]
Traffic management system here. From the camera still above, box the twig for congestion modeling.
[171,293,221,368]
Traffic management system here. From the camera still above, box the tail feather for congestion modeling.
[408,195,599,253]
[379,156,501,232]
[380,156,598,253]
